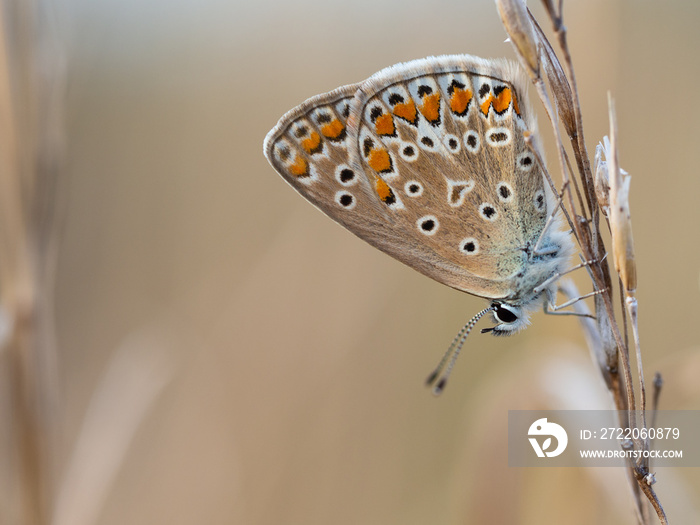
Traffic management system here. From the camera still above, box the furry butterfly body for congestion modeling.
[264,54,573,338]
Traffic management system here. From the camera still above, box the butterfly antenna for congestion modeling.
[425,322,471,387]
[426,306,496,396]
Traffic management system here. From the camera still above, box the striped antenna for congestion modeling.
[426,305,496,395]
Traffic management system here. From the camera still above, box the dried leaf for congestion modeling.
[594,139,611,216]
[530,13,577,137]
[607,96,637,294]
[496,0,540,79]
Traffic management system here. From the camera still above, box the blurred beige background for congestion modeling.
[47,0,700,523]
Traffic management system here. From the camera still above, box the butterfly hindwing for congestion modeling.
[349,55,548,297]
[264,84,397,243]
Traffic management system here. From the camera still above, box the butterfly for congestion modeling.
[264,55,574,392]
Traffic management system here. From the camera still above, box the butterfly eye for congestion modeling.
[493,304,518,324]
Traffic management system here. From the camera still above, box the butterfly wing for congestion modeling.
[264,84,397,248]
[264,55,549,300]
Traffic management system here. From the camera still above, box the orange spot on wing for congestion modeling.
[419,93,441,122]
[375,177,394,202]
[321,119,345,139]
[480,95,494,116]
[301,131,321,153]
[450,88,472,114]
[374,113,395,136]
[493,88,513,113]
[368,147,392,173]
[392,100,417,123]
[512,92,521,115]
[289,156,309,177]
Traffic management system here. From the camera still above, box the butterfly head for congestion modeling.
[481,302,531,336]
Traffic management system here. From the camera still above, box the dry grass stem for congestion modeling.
[52,341,171,525]
[0,1,63,523]
[497,0,668,523]
[1,3,170,522]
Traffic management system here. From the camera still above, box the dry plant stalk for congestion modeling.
[0,1,64,524]
[0,4,171,525]
[496,0,666,523]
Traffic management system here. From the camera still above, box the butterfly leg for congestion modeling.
[533,258,600,295]
[543,251,609,317]
[542,301,592,318]
[544,288,603,318]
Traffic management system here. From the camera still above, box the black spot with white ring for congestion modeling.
[486,127,512,147]
[415,133,438,152]
[417,215,439,235]
[479,203,498,221]
[335,190,356,209]
[335,165,357,186]
[459,237,479,255]
[517,151,535,172]
[404,180,424,197]
[444,133,460,153]
[399,142,418,162]
[464,130,480,153]
[497,182,514,203]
